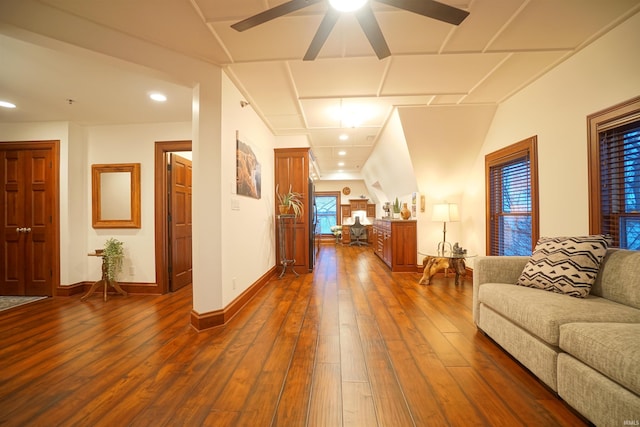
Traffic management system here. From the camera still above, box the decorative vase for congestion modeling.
[279,205,289,215]
[400,203,411,220]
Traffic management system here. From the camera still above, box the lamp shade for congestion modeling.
[432,203,460,222]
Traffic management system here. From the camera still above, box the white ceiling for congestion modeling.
[1,0,639,179]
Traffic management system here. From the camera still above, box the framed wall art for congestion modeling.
[236,131,261,199]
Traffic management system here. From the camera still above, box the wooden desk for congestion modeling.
[81,253,128,301]
[419,255,469,286]
[341,224,372,244]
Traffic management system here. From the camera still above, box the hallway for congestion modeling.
[0,244,586,426]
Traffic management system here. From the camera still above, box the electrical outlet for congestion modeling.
[129,266,135,276]
[232,277,236,290]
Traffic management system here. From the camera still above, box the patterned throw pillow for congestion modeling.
[517,235,609,298]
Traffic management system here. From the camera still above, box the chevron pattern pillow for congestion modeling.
[517,235,609,298]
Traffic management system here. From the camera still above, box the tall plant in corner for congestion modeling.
[103,238,124,281]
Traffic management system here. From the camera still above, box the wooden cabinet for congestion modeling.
[341,204,351,219]
[366,204,376,218]
[373,219,417,272]
[341,224,373,245]
[343,200,375,220]
[350,199,368,211]
[374,220,391,265]
[275,148,312,272]
[341,225,350,244]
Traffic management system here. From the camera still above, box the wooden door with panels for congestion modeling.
[168,153,192,292]
[0,142,58,296]
[274,148,310,272]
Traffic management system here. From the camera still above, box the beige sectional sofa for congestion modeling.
[473,248,640,426]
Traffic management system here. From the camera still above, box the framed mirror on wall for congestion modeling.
[92,163,141,228]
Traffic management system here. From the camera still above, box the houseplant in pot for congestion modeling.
[103,237,124,281]
[392,197,401,219]
[276,184,304,217]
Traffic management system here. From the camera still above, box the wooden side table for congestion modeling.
[81,253,128,301]
[419,254,471,285]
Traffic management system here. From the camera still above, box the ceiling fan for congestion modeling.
[231,0,469,61]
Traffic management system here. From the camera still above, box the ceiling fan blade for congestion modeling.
[231,0,324,32]
[355,4,391,60]
[376,0,469,25]
[304,9,339,61]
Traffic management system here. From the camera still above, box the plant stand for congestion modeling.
[81,253,128,301]
[277,214,299,278]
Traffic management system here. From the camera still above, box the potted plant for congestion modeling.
[276,184,304,217]
[330,225,342,243]
[103,238,124,281]
[392,197,401,219]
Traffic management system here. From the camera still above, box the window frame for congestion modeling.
[485,136,539,256]
[587,96,640,248]
[314,191,340,236]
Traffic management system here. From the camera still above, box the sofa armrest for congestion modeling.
[472,256,529,325]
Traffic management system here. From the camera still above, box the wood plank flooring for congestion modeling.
[0,244,588,426]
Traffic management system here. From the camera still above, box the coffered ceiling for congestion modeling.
[1,0,639,178]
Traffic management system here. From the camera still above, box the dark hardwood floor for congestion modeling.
[0,244,587,426]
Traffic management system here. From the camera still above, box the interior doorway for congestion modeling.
[154,140,192,294]
[0,141,59,296]
[168,153,192,291]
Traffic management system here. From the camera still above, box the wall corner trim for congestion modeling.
[190,266,278,331]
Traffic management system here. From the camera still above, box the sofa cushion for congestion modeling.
[517,235,608,298]
[591,249,640,310]
[559,322,640,395]
[478,283,640,345]
[558,353,640,427]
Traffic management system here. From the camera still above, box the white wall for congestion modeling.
[86,121,191,282]
[463,12,640,260]
[361,109,418,203]
[66,123,88,284]
[315,180,371,205]
[220,73,276,306]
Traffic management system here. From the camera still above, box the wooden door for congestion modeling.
[169,154,192,291]
[274,148,310,271]
[1,146,55,296]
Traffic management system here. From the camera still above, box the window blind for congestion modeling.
[598,120,640,249]
[488,155,532,256]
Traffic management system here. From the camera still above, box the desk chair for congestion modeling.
[349,217,367,246]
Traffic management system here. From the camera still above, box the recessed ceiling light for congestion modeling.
[149,93,167,102]
[338,151,346,156]
[339,134,349,141]
[329,0,367,12]
[338,162,345,166]
[328,103,376,128]
[0,100,16,109]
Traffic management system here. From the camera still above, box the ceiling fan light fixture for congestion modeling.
[329,0,368,12]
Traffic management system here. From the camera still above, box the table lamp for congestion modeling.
[432,203,459,256]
